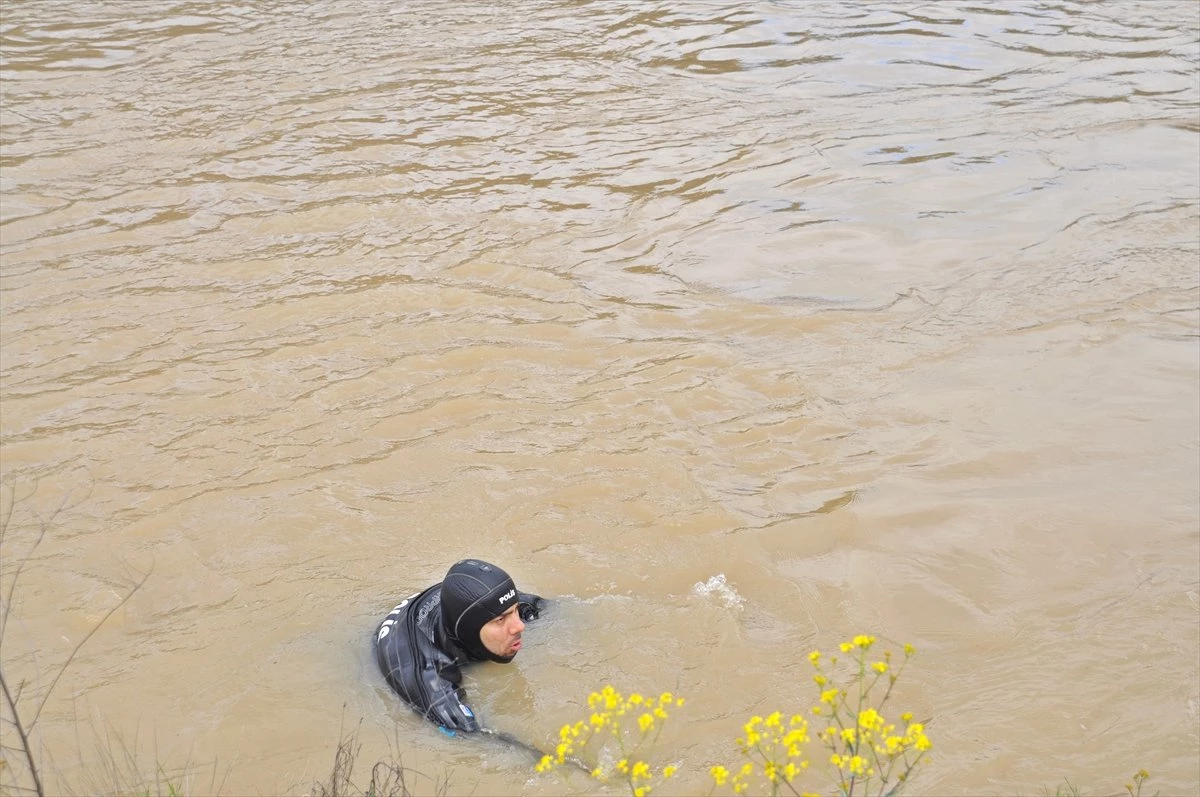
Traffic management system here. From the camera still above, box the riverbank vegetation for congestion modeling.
[535,635,931,797]
[0,486,145,796]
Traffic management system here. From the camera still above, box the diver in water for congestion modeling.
[374,559,543,734]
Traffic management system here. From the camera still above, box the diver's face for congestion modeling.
[480,604,525,659]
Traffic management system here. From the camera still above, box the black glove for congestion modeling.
[517,591,543,622]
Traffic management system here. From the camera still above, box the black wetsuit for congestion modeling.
[374,561,542,733]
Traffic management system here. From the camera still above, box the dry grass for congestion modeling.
[0,483,151,797]
[308,720,451,797]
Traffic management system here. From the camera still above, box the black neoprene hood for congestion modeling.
[441,559,520,663]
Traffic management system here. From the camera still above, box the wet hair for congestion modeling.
[441,559,520,663]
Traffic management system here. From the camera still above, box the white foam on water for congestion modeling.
[692,573,744,611]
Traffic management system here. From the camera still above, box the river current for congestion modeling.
[1,2,1197,795]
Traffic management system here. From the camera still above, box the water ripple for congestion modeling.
[1,2,1196,794]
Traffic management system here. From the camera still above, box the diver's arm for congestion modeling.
[425,660,481,733]
[425,690,481,733]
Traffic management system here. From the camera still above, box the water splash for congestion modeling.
[692,573,744,610]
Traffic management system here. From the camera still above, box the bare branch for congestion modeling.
[26,566,150,734]
[0,666,43,797]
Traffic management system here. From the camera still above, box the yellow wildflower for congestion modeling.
[743,716,762,746]
[872,661,888,674]
[711,765,729,785]
[638,713,654,733]
[663,765,678,779]
[858,708,884,731]
[853,634,875,649]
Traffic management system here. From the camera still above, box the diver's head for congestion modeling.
[441,559,525,663]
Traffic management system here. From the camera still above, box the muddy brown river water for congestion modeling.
[2,2,1198,795]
